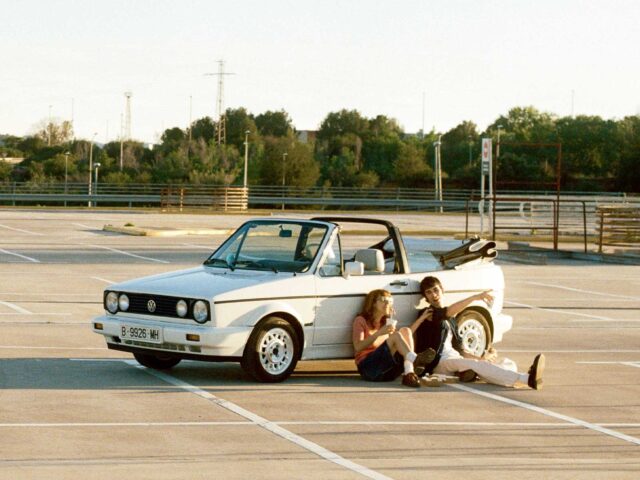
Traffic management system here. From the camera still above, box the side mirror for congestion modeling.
[344,261,364,278]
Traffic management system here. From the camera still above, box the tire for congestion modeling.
[241,317,300,383]
[456,309,492,357]
[133,352,181,370]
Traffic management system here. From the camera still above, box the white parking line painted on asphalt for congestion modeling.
[126,360,392,480]
[0,301,32,314]
[452,383,640,446]
[4,419,640,429]
[181,243,214,250]
[0,224,45,235]
[72,223,96,229]
[504,300,613,321]
[88,245,170,264]
[503,349,640,353]
[91,276,116,284]
[0,248,40,263]
[525,281,640,301]
[577,361,640,369]
[0,346,105,350]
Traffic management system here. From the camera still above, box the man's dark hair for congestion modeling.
[420,276,443,294]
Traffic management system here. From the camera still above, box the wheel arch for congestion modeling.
[244,311,305,359]
[456,305,494,342]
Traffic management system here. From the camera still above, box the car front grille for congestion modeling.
[128,293,179,317]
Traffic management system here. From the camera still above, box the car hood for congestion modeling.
[111,266,293,300]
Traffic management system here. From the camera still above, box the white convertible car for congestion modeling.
[93,217,512,382]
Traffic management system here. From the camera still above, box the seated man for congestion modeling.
[411,276,545,390]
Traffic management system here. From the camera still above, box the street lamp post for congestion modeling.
[243,130,250,188]
[490,125,504,233]
[88,132,97,207]
[281,152,287,211]
[94,162,101,208]
[64,151,70,207]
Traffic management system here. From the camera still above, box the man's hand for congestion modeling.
[476,290,494,306]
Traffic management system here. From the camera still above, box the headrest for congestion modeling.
[355,249,384,272]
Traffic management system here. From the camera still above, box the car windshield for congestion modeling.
[204,221,328,273]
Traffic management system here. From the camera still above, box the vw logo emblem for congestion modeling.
[147,300,157,313]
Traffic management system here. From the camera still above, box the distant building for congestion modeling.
[1,157,23,165]
[296,130,317,144]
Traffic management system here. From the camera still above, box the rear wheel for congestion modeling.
[242,317,300,383]
[456,310,492,357]
[133,352,181,370]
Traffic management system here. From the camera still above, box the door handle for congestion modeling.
[390,280,408,287]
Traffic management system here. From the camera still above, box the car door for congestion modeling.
[312,234,417,347]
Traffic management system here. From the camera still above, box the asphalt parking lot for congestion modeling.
[1,209,639,479]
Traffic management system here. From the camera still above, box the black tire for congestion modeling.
[456,309,492,357]
[133,352,181,370]
[241,317,300,383]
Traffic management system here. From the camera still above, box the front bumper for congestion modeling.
[92,314,252,358]
[492,313,513,344]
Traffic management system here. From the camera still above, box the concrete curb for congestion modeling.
[103,225,232,237]
[505,241,640,265]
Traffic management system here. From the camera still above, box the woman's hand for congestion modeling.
[378,324,395,336]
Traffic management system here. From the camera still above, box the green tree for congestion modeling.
[0,160,12,181]
[224,108,258,152]
[615,115,640,192]
[34,119,74,146]
[441,121,479,179]
[258,138,319,187]
[190,117,215,143]
[394,142,432,187]
[255,110,293,137]
[556,115,620,179]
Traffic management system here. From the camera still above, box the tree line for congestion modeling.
[1,106,638,192]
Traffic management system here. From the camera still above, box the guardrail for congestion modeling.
[0,182,627,212]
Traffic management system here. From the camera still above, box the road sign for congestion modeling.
[481,138,492,175]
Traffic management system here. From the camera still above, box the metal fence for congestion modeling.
[0,182,629,214]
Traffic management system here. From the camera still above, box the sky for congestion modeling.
[1,0,639,145]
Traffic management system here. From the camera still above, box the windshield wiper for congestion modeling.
[204,258,235,271]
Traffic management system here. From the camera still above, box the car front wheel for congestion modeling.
[456,310,492,357]
[242,317,300,383]
[133,352,181,370]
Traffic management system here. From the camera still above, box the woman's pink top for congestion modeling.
[352,315,386,365]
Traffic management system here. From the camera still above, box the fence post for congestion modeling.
[598,209,604,253]
[582,201,587,253]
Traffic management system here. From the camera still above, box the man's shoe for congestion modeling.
[527,354,545,390]
[414,348,436,374]
[401,372,420,388]
[457,370,478,383]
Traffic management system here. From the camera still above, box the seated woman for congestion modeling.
[352,289,435,388]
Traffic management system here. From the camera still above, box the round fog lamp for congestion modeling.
[118,294,130,312]
[176,299,188,317]
[193,300,208,323]
[105,291,118,314]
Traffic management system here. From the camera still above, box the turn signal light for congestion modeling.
[186,334,200,342]
[94,322,104,330]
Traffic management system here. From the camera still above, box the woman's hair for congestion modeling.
[359,289,391,326]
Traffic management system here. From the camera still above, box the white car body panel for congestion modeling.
[93,217,512,374]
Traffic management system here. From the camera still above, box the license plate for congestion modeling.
[120,324,163,344]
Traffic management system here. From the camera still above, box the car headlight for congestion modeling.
[176,299,188,318]
[105,291,118,314]
[193,300,208,323]
[118,294,130,312]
